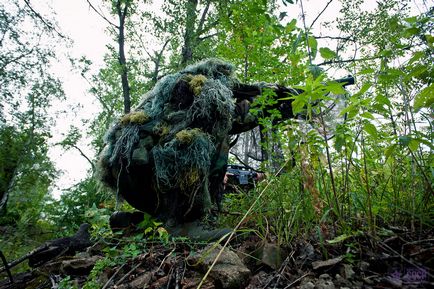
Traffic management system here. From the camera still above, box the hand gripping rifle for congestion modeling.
[224,164,264,194]
[226,164,260,185]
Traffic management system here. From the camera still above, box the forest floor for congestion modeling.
[0,224,432,289]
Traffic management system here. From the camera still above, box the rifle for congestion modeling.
[226,164,259,185]
[232,75,355,101]
[224,164,265,194]
[329,75,355,87]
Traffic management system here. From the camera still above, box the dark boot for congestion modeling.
[109,211,145,232]
[165,220,232,242]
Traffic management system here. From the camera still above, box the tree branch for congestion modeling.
[314,35,356,42]
[229,152,261,171]
[0,49,34,72]
[299,0,312,64]
[23,0,65,38]
[198,32,219,41]
[197,0,211,36]
[151,38,170,83]
[86,0,119,28]
[70,144,95,173]
[317,55,383,66]
[309,0,334,30]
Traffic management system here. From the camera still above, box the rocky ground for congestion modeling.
[0,226,432,289]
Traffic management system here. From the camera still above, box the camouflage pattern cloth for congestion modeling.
[98,59,263,224]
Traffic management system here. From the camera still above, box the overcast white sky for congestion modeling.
[47,1,109,196]
[44,0,432,198]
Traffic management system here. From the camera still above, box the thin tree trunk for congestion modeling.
[181,0,198,66]
[116,1,131,113]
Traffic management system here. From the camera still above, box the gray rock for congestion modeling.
[363,277,374,285]
[359,261,370,271]
[340,264,355,279]
[300,281,315,289]
[319,273,331,280]
[334,273,352,288]
[257,242,287,270]
[314,279,336,289]
[383,277,403,288]
[60,255,102,275]
[312,256,343,270]
[189,244,251,289]
[298,243,315,263]
[129,272,153,288]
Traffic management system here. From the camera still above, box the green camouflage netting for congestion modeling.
[98,59,244,223]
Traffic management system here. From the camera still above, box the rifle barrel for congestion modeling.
[333,75,355,87]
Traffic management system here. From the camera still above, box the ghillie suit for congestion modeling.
[98,59,293,225]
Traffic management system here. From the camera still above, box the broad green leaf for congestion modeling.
[426,34,433,47]
[385,144,397,159]
[347,108,359,119]
[356,82,372,96]
[364,122,378,137]
[334,134,345,152]
[408,139,420,151]
[375,94,391,107]
[408,51,424,65]
[292,32,304,53]
[404,16,418,23]
[361,112,375,119]
[308,35,318,59]
[399,135,411,146]
[340,103,359,118]
[379,49,393,57]
[404,27,420,37]
[327,231,362,244]
[319,47,337,59]
[408,65,427,79]
[359,68,375,75]
[327,233,351,244]
[327,82,346,94]
[414,84,434,111]
[285,19,297,32]
[419,139,434,150]
[291,95,306,114]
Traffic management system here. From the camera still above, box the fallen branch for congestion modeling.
[0,244,48,274]
[0,250,13,284]
[114,254,148,286]
[101,263,126,289]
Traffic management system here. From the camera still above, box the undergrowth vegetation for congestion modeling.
[0,1,432,285]
[217,0,433,245]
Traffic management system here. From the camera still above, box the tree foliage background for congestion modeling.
[0,0,432,268]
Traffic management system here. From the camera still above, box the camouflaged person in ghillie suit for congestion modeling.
[98,59,294,240]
